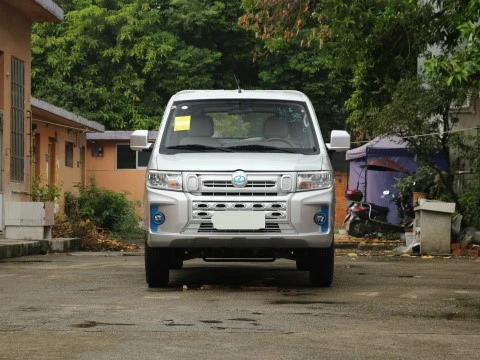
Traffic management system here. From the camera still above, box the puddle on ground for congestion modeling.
[228,318,257,322]
[270,300,346,305]
[19,306,41,312]
[71,321,135,328]
[200,320,223,324]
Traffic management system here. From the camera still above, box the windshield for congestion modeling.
[159,99,319,154]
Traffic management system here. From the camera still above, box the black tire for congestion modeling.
[296,258,309,271]
[145,242,170,288]
[348,219,367,238]
[308,243,334,287]
[169,259,184,270]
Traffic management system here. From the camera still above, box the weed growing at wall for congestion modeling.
[31,177,60,202]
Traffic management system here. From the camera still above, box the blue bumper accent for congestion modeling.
[150,205,165,232]
[314,205,329,233]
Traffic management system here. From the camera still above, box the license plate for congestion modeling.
[211,211,265,230]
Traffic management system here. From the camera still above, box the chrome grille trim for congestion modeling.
[203,180,276,188]
[192,201,287,221]
[184,172,294,194]
[199,192,277,196]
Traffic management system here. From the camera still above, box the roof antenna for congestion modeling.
[234,74,242,93]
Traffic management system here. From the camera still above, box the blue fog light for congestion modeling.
[314,212,327,225]
[150,206,165,232]
[153,212,166,225]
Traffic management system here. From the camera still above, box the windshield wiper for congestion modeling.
[226,144,297,153]
[166,144,233,152]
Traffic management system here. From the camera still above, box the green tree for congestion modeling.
[423,0,480,88]
[241,0,438,135]
[32,0,259,130]
[240,0,480,222]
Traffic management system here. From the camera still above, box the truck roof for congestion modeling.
[171,89,308,102]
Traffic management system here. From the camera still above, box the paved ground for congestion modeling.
[0,250,479,359]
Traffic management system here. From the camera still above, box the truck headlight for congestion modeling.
[297,171,333,191]
[147,171,182,191]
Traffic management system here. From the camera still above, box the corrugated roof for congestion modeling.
[3,0,64,22]
[32,97,105,132]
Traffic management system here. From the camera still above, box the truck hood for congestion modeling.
[152,152,329,172]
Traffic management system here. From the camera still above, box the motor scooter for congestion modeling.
[343,189,414,238]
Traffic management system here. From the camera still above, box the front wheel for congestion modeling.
[145,242,170,288]
[347,219,368,238]
[308,243,334,287]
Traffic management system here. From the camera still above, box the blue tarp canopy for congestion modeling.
[346,135,448,224]
[346,136,418,224]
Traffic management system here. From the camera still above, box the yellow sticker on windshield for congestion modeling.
[174,116,191,131]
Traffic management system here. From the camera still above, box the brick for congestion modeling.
[451,243,461,250]
[452,248,463,256]
[464,249,479,258]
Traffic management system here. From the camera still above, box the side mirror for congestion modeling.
[130,130,152,151]
[326,130,350,152]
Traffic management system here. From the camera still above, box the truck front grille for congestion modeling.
[182,172,295,234]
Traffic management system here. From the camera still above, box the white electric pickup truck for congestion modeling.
[130,90,350,287]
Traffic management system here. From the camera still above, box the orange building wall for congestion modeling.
[334,171,348,229]
[86,140,146,217]
[0,1,33,201]
[32,121,88,213]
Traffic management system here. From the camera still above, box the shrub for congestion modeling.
[394,164,437,198]
[459,172,480,228]
[64,178,144,240]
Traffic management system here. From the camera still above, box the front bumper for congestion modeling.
[145,187,335,249]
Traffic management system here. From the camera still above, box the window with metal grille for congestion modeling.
[10,57,25,182]
[65,141,74,168]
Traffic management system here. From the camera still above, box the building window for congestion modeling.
[10,57,25,182]
[116,144,150,169]
[65,142,74,167]
[138,150,150,167]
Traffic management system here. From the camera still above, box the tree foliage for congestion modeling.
[241,0,441,134]
[241,0,480,223]
[423,0,480,88]
[32,0,260,129]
